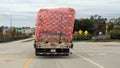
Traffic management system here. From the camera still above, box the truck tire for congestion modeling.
[35,53,39,56]
[63,54,69,56]
[34,44,36,48]
[35,49,39,56]
[71,43,73,49]
[34,40,36,48]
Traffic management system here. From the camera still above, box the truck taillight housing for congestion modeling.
[66,46,70,48]
[36,46,41,48]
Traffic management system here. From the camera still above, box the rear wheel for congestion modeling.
[62,54,69,56]
[34,40,36,48]
[35,53,39,56]
[35,49,39,56]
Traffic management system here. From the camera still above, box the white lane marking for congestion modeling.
[75,51,112,52]
[76,54,105,68]
[88,53,107,56]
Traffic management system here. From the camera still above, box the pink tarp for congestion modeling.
[35,8,75,42]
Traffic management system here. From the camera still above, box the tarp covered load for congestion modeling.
[35,8,75,42]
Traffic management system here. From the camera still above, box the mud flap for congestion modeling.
[71,43,73,49]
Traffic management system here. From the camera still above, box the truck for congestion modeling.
[34,8,75,56]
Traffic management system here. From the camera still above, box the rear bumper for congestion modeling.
[35,48,71,56]
[36,52,71,56]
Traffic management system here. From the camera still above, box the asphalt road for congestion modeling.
[0,41,120,68]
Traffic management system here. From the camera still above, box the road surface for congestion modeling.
[0,41,120,68]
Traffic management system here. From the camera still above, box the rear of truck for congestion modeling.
[34,8,75,56]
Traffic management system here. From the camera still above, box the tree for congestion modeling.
[115,17,120,26]
[109,17,120,30]
[73,19,80,32]
[0,26,3,42]
[74,15,107,35]
[90,15,106,35]
[109,17,120,26]
[73,18,95,34]
[107,22,114,31]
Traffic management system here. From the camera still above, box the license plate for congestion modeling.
[51,49,56,52]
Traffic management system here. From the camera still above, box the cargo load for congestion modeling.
[35,8,75,42]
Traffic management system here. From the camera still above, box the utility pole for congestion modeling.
[10,15,12,27]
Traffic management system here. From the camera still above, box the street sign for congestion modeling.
[84,30,88,36]
[3,26,8,29]
[79,30,83,35]
[17,28,22,30]
[106,24,108,33]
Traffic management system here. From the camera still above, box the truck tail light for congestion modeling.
[36,46,41,48]
[66,46,69,48]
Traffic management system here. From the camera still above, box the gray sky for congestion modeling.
[0,0,120,27]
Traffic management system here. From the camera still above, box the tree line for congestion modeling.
[73,15,115,35]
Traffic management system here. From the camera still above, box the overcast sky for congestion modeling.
[0,0,120,27]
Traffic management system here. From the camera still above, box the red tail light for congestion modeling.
[66,46,69,48]
[36,46,41,48]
